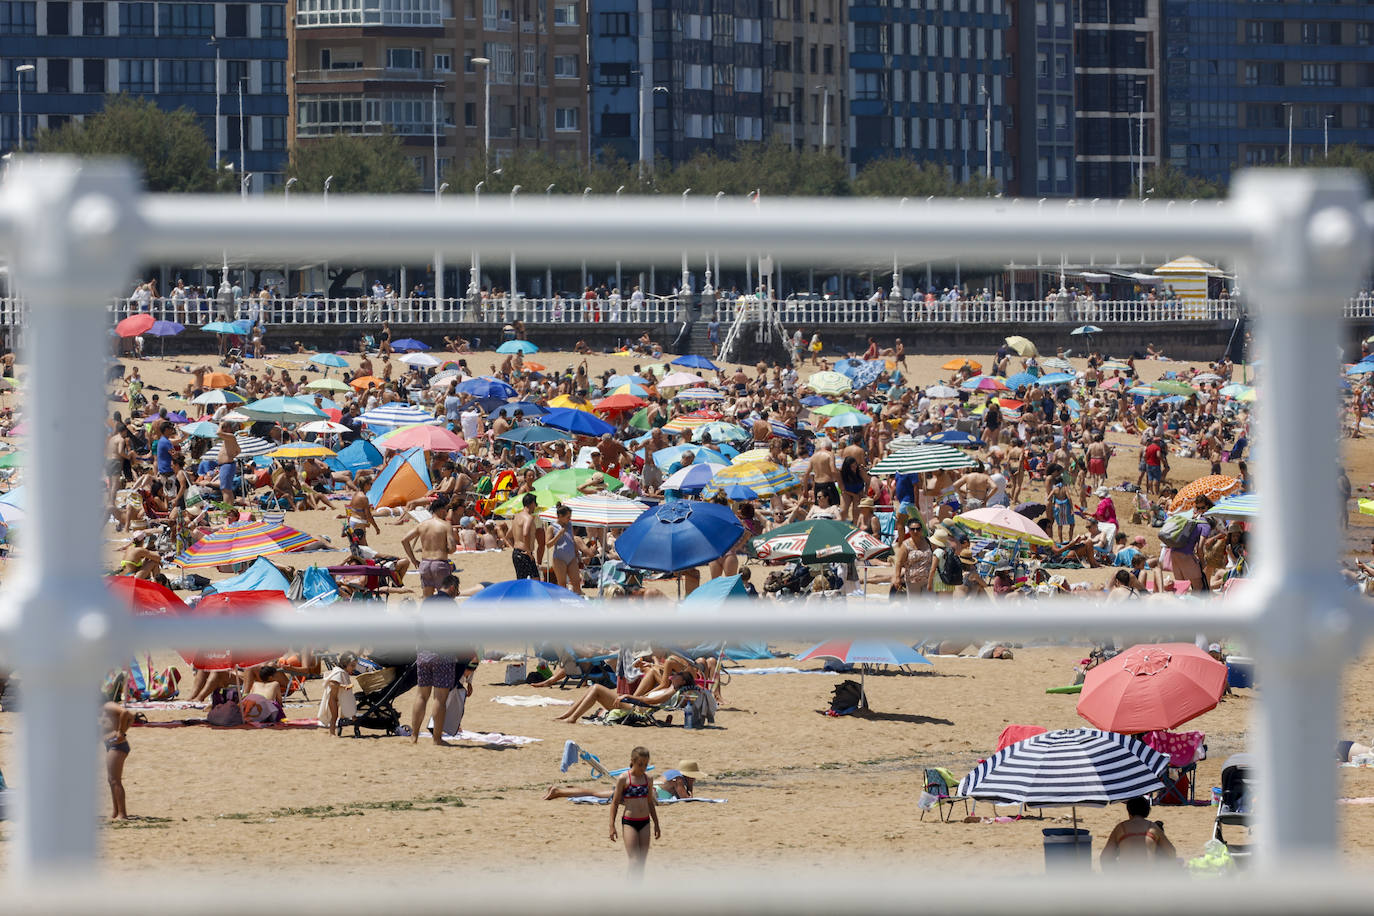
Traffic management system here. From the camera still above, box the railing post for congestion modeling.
[1232,169,1373,870]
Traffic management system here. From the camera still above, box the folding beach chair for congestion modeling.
[919,767,969,822]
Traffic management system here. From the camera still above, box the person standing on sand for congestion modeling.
[506,491,545,579]
[215,424,240,506]
[401,495,456,598]
[609,746,660,880]
[102,702,137,821]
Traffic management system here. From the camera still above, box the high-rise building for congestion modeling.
[290,0,589,190]
[1074,0,1158,198]
[1012,0,1073,196]
[772,0,845,157]
[587,0,643,166]
[1162,1,1374,184]
[848,0,1010,185]
[0,0,289,184]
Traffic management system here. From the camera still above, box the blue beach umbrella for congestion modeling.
[310,353,349,369]
[1071,325,1104,336]
[182,421,220,438]
[498,426,573,445]
[671,354,720,372]
[201,320,252,335]
[541,407,615,437]
[148,320,184,336]
[497,340,538,354]
[391,338,429,352]
[466,578,586,605]
[608,374,650,388]
[1005,372,1039,391]
[457,376,518,399]
[1038,372,1077,386]
[800,396,831,408]
[825,411,873,429]
[922,429,981,447]
[649,445,731,469]
[240,396,327,423]
[490,401,547,419]
[662,462,719,491]
[614,500,746,573]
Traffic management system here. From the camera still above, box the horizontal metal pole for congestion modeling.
[134,196,1262,267]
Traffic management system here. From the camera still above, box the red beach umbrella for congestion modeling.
[1076,643,1228,733]
[179,589,294,671]
[116,314,156,338]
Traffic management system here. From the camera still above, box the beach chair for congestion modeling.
[919,767,970,822]
[1144,730,1206,806]
[1212,753,1254,859]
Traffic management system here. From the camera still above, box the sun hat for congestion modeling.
[859,497,875,508]
[676,760,710,778]
[1095,486,1109,498]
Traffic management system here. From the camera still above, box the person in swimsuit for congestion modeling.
[609,746,660,879]
[1100,796,1177,869]
[102,701,137,820]
[546,503,582,591]
[215,425,240,506]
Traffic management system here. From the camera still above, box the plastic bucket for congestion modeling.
[1043,828,1092,871]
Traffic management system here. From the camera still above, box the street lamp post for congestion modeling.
[979,79,992,183]
[680,189,691,294]
[1324,113,1333,159]
[13,64,34,152]
[471,57,491,176]
[284,176,297,206]
[581,187,591,290]
[322,176,333,294]
[468,180,484,304]
[615,185,625,292]
[237,78,247,196]
[509,185,520,307]
[544,183,555,296]
[815,85,829,149]
[207,40,220,170]
[1284,102,1293,166]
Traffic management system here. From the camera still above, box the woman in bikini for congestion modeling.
[102,701,137,820]
[609,746,660,879]
[1099,796,1177,869]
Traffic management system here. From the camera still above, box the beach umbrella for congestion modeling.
[1040,357,1074,371]
[497,339,538,354]
[539,493,649,528]
[107,575,187,616]
[608,373,650,388]
[1193,373,1222,384]
[671,354,720,371]
[594,393,649,414]
[769,421,798,440]
[703,460,799,497]
[534,468,624,496]
[1205,493,1258,520]
[870,444,976,476]
[548,394,595,412]
[542,407,615,437]
[466,578,585,605]
[241,396,327,424]
[800,395,832,408]
[717,483,760,500]
[192,389,245,406]
[201,320,252,335]
[147,320,185,355]
[610,383,652,398]
[809,402,853,418]
[1345,363,1374,377]
[673,386,727,401]
[921,429,981,447]
[490,401,547,419]
[391,338,429,352]
[205,434,275,461]
[942,358,982,373]
[962,375,1009,392]
[1077,644,1229,734]
[358,403,439,428]
[370,423,465,453]
[1005,371,1039,390]
[650,445,730,469]
[662,414,716,434]
[1128,385,1163,397]
[176,519,317,569]
[178,589,294,671]
[1151,380,1196,397]
[308,353,349,371]
[498,425,572,445]
[1037,372,1077,386]
[751,518,892,564]
[692,421,750,443]
[203,372,237,389]
[924,385,960,399]
[796,640,931,706]
[807,371,853,396]
[825,411,872,429]
[659,371,706,388]
[955,506,1053,547]
[428,369,464,388]
[305,378,352,393]
[117,315,156,337]
[266,442,336,460]
[1100,359,1132,372]
[457,376,518,399]
[400,352,441,369]
[889,435,925,451]
[731,447,772,464]
[299,420,351,435]
[182,421,220,438]
[1071,325,1103,336]
[956,729,1169,829]
[614,500,745,573]
[663,462,719,491]
[1004,335,1038,357]
[1169,475,1243,512]
[348,375,386,391]
[219,410,252,423]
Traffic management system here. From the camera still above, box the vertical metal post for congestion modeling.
[1232,169,1373,868]
[3,159,138,877]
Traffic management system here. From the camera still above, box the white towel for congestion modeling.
[729,666,837,676]
[415,729,542,746]
[571,796,726,805]
[491,695,573,707]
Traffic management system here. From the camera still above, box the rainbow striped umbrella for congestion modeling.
[538,493,649,528]
[663,414,715,433]
[267,441,337,460]
[702,460,799,497]
[176,519,318,569]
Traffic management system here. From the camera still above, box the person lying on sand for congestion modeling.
[554,670,696,722]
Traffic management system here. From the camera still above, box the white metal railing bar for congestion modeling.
[0,160,1371,890]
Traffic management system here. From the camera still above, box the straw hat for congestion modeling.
[928,527,950,548]
[676,760,710,778]
[859,497,875,508]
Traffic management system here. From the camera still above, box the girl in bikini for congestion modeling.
[609,746,660,879]
[102,701,138,820]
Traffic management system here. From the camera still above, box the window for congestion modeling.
[853,71,884,101]
[552,1,574,24]
[600,112,629,136]
[118,1,152,34]
[554,106,578,130]
[158,3,213,35]
[1301,63,1338,87]
[463,100,475,126]
[81,0,103,33]
[263,60,284,93]
[1036,103,1047,129]
[1245,20,1282,44]
[46,0,69,33]
[386,48,423,70]
[463,51,474,72]
[226,59,248,89]
[553,53,577,78]
[433,52,452,71]
[599,11,628,35]
[598,61,629,86]
[1357,23,1371,46]
[119,59,155,93]
[0,1,36,34]
[1243,61,1283,86]
[159,59,213,91]
[853,23,882,54]
[295,0,442,28]
[1054,54,1066,78]
[1036,52,1047,77]
[809,43,816,73]
[262,116,285,150]
[1301,21,1339,45]
[260,3,284,36]
[822,45,833,74]
[773,42,790,70]
[320,49,361,69]
[1034,0,1044,24]
[47,58,70,92]
[1,57,35,89]
[224,2,247,34]
[83,57,105,92]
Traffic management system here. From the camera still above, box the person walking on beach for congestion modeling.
[401,495,456,598]
[609,746,660,879]
[506,492,545,579]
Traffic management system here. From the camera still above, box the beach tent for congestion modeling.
[202,556,291,595]
[680,575,772,660]
[1154,256,1225,317]
[329,439,385,473]
[290,566,340,608]
[367,446,430,508]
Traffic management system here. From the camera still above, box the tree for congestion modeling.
[287,133,423,194]
[852,156,994,197]
[34,94,216,192]
[1319,144,1374,191]
[1132,163,1225,200]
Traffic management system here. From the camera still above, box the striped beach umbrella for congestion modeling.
[192,389,245,406]
[702,460,799,497]
[1040,357,1075,371]
[751,518,892,564]
[663,462,719,491]
[176,519,317,569]
[956,728,1169,811]
[732,447,772,464]
[663,414,714,434]
[266,441,337,460]
[205,434,275,461]
[609,383,652,398]
[870,444,976,476]
[692,421,750,443]
[358,404,440,428]
[538,493,649,528]
[1205,493,1258,520]
[673,386,727,401]
[807,371,853,396]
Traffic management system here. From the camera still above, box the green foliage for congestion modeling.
[33,94,216,192]
[851,156,999,198]
[287,133,423,193]
[1131,163,1226,200]
[1319,144,1374,193]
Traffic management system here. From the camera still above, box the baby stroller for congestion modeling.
[1212,753,1254,861]
[337,654,417,737]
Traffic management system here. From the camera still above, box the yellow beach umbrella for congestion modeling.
[1004,335,1038,358]
[549,394,596,413]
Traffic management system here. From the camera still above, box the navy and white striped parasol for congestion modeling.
[957,728,1168,806]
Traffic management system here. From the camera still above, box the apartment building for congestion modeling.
[1074,0,1158,198]
[772,0,845,157]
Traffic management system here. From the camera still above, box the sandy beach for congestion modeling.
[1,339,1373,877]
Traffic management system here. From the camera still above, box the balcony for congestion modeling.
[296,67,445,85]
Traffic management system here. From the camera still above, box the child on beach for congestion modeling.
[101,701,137,820]
[609,746,660,879]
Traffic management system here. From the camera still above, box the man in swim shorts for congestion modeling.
[401,495,457,598]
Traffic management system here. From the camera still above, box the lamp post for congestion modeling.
[979,78,992,183]
[680,189,691,294]
[615,185,625,292]
[237,78,247,196]
[468,179,484,302]
[711,191,724,292]
[207,40,220,169]
[471,57,491,176]
[1284,102,1293,166]
[581,187,591,289]
[323,176,333,294]
[284,176,297,206]
[13,64,34,152]
[1324,113,1333,159]
[815,85,829,149]
[509,184,520,305]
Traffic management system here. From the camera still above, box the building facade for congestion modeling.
[1012,0,1072,196]
[1161,0,1374,185]
[0,0,288,183]
[587,0,642,164]
[289,0,589,190]
[1074,0,1157,198]
[772,0,845,157]
[848,0,1010,186]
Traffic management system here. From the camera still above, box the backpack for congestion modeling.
[828,679,865,716]
[1159,512,1199,549]
[938,547,964,587]
[206,685,244,727]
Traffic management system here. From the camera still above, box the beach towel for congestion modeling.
[729,667,838,676]
[491,695,573,707]
[414,729,541,746]
[570,796,727,805]
[132,717,320,730]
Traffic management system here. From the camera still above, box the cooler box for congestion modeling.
[1042,828,1092,871]
[1226,656,1255,689]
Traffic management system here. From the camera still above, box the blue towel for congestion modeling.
[560,739,580,773]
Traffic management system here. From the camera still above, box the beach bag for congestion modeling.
[938,548,964,587]
[206,685,243,727]
[1159,513,1199,549]
[101,669,127,702]
[504,660,528,685]
[828,679,865,716]
[147,666,181,701]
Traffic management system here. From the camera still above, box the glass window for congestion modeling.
[224,2,247,34]
[553,54,577,78]
[159,59,214,91]
[262,115,285,149]
[81,0,103,33]
[552,1,574,24]
[118,1,152,33]
[599,61,629,86]
[0,1,37,34]
[260,3,284,36]
[1300,63,1338,87]
[554,106,578,130]
[119,59,155,93]
[263,60,284,93]
[83,57,105,92]
[463,100,475,126]
[433,52,452,71]
[47,0,69,33]
[599,11,629,35]
[386,47,423,69]
[158,3,214,35]
[47,57,70,91]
